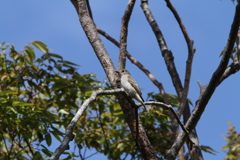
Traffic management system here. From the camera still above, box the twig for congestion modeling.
[142,101,192,143]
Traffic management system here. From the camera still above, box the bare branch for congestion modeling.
[165,0,195,117]
[141,0,183,96]
[141,1,204,159]
[164,0,201,158]
[166,3,240,159]
[218,61,240,85]
[143,102,191,141]
[165,0,193,50]
[118,0,136,70]
[73,0,117,86]
[140,1,185,159]
[50,89,125,160]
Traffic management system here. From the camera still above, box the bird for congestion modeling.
[119,69,147,111]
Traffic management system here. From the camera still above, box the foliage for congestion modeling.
[222,122,240,160]
[0,41,100,159]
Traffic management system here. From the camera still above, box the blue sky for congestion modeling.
[1,0,239,159]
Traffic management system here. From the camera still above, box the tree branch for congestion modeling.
[69,1,159,159]
[165,0,195,118]
[141,1,204,159]
[218,61,240,85]
[118,0,136,70]
[140,1,189,159]
[166,3,240,159]
[50,89,125,160]
[141,0,183,96]
[164,0,202,158]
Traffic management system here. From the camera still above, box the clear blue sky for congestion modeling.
[1,0,239,159]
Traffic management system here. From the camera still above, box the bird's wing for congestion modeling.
[128,75,144,101]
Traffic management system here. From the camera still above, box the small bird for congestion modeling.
[119,69,147,111]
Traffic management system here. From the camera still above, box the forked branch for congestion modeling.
[166,3,240,159]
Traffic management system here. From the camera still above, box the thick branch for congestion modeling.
[69,1,158,159]
[166,3,240,159]
[73,0,117,86]
[118,0,136,70]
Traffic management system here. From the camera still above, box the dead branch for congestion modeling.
[166,3,240,159]
[118,0,136,70]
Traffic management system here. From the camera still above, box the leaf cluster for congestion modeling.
[222,122,240,160]
[0,41,99,159]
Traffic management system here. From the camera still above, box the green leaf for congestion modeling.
[33,151,43,159]
[117,143,123,149]
[24,46,35,62]
[50,130,62,142]
[0,91,18,95]
[32,41,48,53]
[58,60,79,66]
[228,121,234,127]
[12,101,34,106]
[0,98,7,103]
[45,133,52,146]
[41,147,52,156]
[47,53,63,59]
[200,145,217,155]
